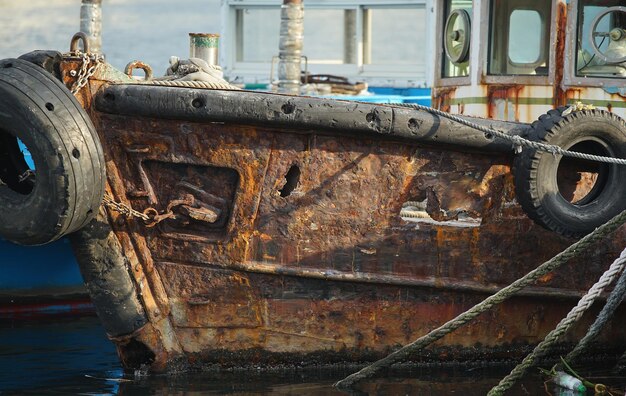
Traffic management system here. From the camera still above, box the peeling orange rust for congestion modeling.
[487,85,524,121]
[554,1,568,107]
[61,60,626,373]
[433,87,455,113]
[124,60,153,80]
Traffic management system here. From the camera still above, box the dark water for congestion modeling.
[2,315,626,395]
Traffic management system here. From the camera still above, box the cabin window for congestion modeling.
[488,0,551,76]
[508,10,541,64]
[575,0,626,78]
[442,0,472,78]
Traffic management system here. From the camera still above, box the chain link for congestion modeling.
[67,50,179,227]
[102,194,192,227]
[69,52,104,95]
[18,169,36,183]
[102,195,151,222]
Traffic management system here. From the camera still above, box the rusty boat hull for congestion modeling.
[46,59,626,372]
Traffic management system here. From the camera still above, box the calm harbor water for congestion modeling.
[0,316,517,395]
[2,315,626,395]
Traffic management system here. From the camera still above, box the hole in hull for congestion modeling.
[279,165,300,198]
[117,339,156,370]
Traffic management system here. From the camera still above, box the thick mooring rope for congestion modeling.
[395,103,626,166]
[487,247,626,395]
[148,80,240,90]
[565,263,626,365]
[334,209,626,390]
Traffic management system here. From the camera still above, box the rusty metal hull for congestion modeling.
[63,70,626,371]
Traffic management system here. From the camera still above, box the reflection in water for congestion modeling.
[0,316,119,394]
[3,315,625,395]
[0,314,517,394]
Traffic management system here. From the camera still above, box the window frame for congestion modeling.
[482,0,557,86]
[506,9,544,67]
[563,0,626,88]
[435,0,472,87]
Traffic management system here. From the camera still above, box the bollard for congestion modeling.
[189,33,220,66]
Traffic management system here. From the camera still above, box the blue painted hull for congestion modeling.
[0,238,91,317]
[0,238,83,291]
[1,141,90,317]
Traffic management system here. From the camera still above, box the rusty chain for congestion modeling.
[18,169,35,182]
[102,195,150,221]
[102,194,196,228]
[69,51,104,95]
[65,50,184,228]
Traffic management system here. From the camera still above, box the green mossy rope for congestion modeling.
[335,209,626,390]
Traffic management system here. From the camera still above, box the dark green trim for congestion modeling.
[441,96,626,108]
[566,99,626,109]
[190,36,219,48]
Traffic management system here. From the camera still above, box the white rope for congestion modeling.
[488,247,626,395]
[397,103,626,166]
[147,80,240,90]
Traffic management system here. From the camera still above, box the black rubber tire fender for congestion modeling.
[0,58,105,245]
[513,108,626,238]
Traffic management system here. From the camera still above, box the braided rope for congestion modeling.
[395,103,626,166]
[402,201,426,208]
[565,262,626,365]
[334,209,626,390]
[488,247,626,395]
[147,80,240,90]
[399,209,431,219]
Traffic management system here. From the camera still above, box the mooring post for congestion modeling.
[277,0,304,94]
[80,0,102,54]
[189,33,220,66]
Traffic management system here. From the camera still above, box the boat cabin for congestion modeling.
[433,0,626,122]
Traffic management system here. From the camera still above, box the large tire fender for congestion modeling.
[513,108,626,238]
[0,58,105,245]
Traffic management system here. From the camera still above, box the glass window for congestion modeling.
[365,7,426,65]
[488,0,551,76]
[236,8,280,62]
[576,0,626,78]
[304,10,354,64]
[508,10,541,64]
[442,0,472,78]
